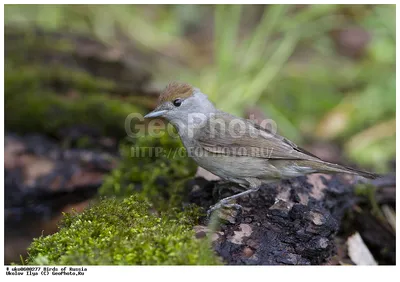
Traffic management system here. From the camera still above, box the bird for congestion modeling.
[144,82,379,215]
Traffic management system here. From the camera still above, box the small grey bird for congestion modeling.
[144,82,378,214]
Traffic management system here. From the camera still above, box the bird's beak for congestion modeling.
[144,109,168,118]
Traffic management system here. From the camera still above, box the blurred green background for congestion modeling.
[5,4,396,172]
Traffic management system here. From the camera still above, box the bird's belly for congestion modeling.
[191,154,269,183]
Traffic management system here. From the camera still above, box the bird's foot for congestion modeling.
[206,199,242,220]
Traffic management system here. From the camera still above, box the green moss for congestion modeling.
[5,28,146,138]
[5,89,142,138]
[26,195,220,265]
[5,64,143,138]
[24,134,213,265]
[100,133,198,210]
[6,27,117,94]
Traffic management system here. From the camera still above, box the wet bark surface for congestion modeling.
[188,173,395,265]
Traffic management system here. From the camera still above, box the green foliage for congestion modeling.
[178,5,394,171]
[100,132,198,210]
[5,6,395,170]
[26,195,220,265]
[180,5,344,141]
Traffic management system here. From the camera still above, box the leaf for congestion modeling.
[347,232,377,265]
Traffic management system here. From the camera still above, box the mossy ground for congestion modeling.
[21,123,213,264]
[100,133,198,210]
[24,134,217,265]
[26,195,220,265]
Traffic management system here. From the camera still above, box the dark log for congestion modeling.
[188,172,395,265]
[4,132,118,264]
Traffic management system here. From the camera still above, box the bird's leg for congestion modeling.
[207,179,261,217]
[212,181,245,200]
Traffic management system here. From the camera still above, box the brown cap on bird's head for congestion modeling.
[144,82,196,118]
[158,82,194,104]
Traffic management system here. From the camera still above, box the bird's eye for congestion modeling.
[173,98,182,107]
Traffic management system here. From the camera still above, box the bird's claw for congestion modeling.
[206,200,242,219]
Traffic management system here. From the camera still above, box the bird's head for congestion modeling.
[144,82,216,126]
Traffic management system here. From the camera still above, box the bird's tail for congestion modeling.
[312,161,380,179]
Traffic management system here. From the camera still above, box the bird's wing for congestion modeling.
[195,112,321,161]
